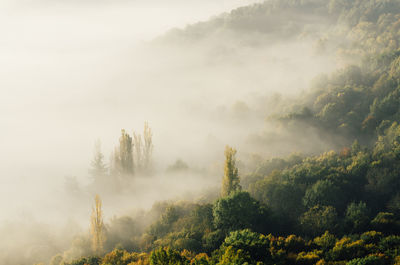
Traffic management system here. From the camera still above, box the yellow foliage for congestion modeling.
[90,195,106,255]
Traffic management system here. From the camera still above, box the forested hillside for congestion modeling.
[33,0,400,265]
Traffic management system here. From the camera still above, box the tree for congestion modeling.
[133,131,143,172]
[313,231,337,252]
[150,247,188,265]
[347,255,386,265]
[217,246,249,265]
[49,254,63,265]
[345,202,370,233]
[371,212,400,234]
[111,129,134,177]
[105,216,138,251]
[143,122,153,172]
[249,180,304,222]
[303,179,346,212]
[119,129,134,175]
[221,229,270,263]
[101,249,146,265]
[89,140,107,184]
[90,195,106,255]
[221,146,241,197]
[300,205,338,237]
[166,159,189,173]
[213,191,269,233]
[66,256,101,265]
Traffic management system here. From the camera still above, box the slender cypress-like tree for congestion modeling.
[221,145,241,197]
[143,122,153,172]
[133,132,143,172]
[90,194,105,255]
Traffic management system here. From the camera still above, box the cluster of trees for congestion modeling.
[166,0,400,62]
[60,230,400,265]
[45,124,400,264]
[275,46,400,149]
[47,144,400,264]
[90,123,153,192]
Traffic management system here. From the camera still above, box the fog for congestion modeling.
[1,0,264,220]
[0,0,344,264]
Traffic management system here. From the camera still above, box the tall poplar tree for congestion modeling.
[133,132,143,172]
[120,129,134,175]
[221,145,241,197]
[112,129,134,176]
[90,194,105,255]
[143,122,153,172]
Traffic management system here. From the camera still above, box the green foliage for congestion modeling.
[203,229,226,253]
[347,255,387,265]
[143,202,214,253]
[150,247,188,265]
[249,177,304,222]
[303,180,346,211]
[371,212,400,234]
[330,237,367,261]
[213,191,270,234]
[70,230,400,265]
[300,206,338,237]
[222,229,270,263]
[67,256,101,265]
[217,246,250,265]
[314,231,337,252]
[360,231,383,245]
[105,216,139,252]
[221,146,241,197]
[102,249,135,265]
[345,202,370,233]
[296,251,320,265]
[378,235,400,255]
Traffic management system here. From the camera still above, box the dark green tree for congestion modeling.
[213,191,269,234]
[345,202,370,233]
[300,205,338,237]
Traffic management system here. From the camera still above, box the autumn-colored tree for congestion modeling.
[221,145,241,197]
[111,129,134,177]
[143,122,153,172]
[119,129,134,175]
[133,131,143,172]
[90,194,106,255]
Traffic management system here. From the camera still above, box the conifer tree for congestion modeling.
[90,194,105,255]
[89,140,107,183]
[221,145,241,197]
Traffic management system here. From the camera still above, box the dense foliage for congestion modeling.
[51,121,400,264]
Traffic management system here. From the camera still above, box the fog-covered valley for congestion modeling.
[3,0,400,264]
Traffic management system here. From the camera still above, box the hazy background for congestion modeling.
[0,0,340,245]
[1,0,270,222]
